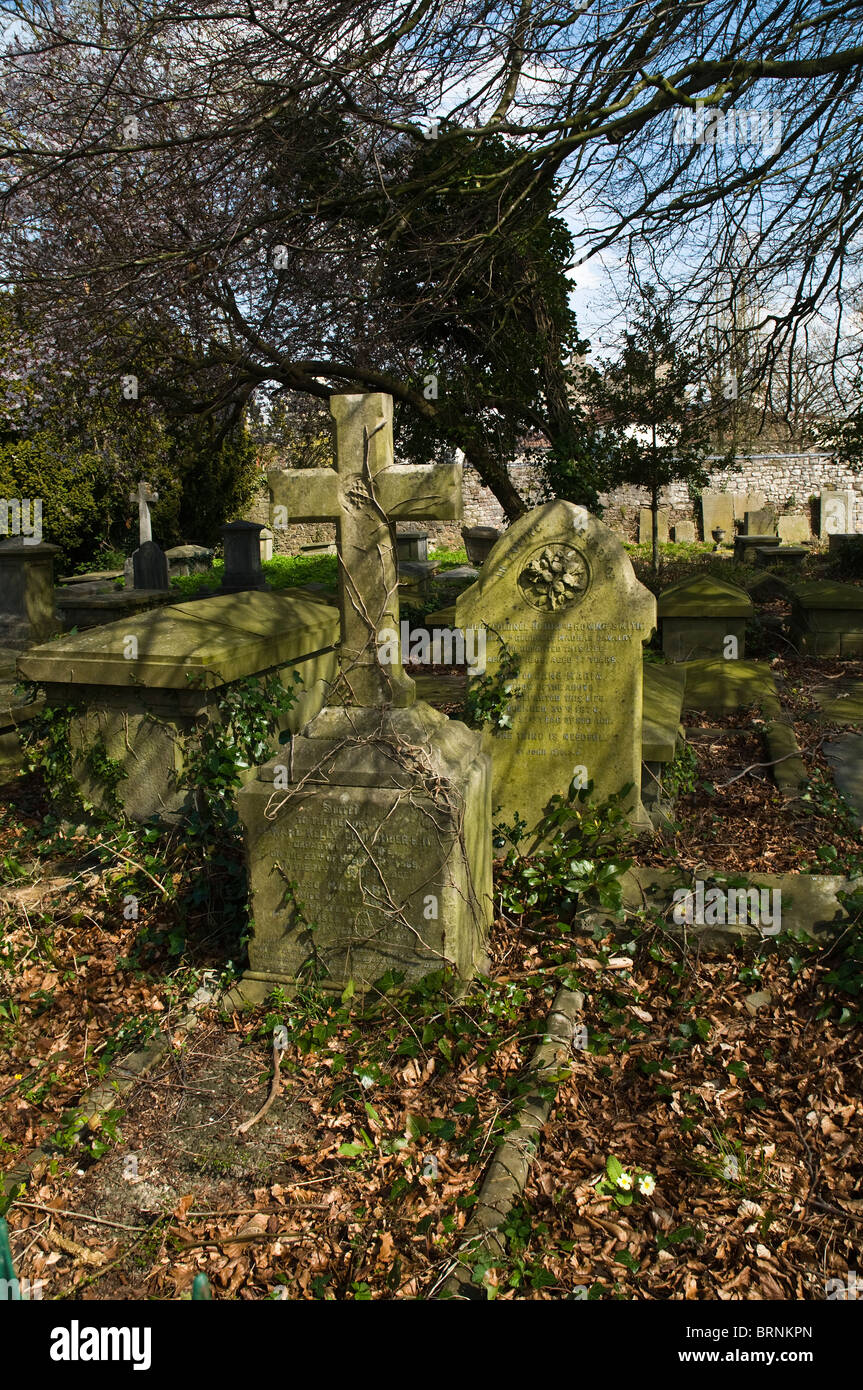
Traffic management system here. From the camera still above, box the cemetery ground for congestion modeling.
[1,544,862,1300]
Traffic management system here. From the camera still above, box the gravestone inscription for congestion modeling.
[456,501,656,840]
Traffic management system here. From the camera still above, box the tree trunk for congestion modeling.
[458,437,528,522]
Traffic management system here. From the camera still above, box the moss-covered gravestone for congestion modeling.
[234,393,492,1000]
[455,501,656,840]
[790,580,863,656]
[658,574,753,662]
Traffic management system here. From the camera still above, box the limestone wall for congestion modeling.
[246,448,859,552]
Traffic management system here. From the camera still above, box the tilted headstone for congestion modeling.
[456,501,656,840]
[0,540,61,648]
[638,508,670,544]
[820,490,856,537]
[132,539,169,591]
[701,491,734,540]
[233,393,493,1000]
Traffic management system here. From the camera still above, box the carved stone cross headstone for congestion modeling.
[129,480,159,545]
[269,393,461,707]
[233,392,493,1001]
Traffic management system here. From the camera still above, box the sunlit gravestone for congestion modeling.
[234,393,493,1000]
[456,501,657,843]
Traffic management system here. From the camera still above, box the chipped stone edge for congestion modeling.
[0,988,215,1207]
[435,985,584,1300]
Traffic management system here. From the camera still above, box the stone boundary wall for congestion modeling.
[247,449,860,552]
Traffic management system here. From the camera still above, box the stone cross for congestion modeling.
[129,480,159,544]
[268,393,462,707]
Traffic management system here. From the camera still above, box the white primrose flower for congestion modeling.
[617,1171,633,1191]
[638,1174,656,1197]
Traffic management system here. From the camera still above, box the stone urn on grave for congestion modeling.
[231,393,494,1002]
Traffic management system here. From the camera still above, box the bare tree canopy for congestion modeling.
[2,0,863,512]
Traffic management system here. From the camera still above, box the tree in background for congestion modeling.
[5,2,858,522]
[576,288,714,573]
[0,294,258,566]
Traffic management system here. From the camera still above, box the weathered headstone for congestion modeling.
[638,508,670,544]
[672,521,697,543]
[701,491,734,540]
[132,539,170,591]
[259,527,274,563]
[220,521,267,592]
[778,514,812,544]
[820,490,856,537]
[456,501,656,839]
[733,491,766,523]
[743,506,776,535]
[235,393,493,999]
[0,540,61,648]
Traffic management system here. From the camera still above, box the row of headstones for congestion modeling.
[639,489,856,545]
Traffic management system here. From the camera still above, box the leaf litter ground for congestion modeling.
[1,647,862,1298]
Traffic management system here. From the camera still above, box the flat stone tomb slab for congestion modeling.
[754,545,808,566]
[681,658,781,715]
[20,590,338,688]
[812,680,863,723]
[18,590,340,819]
[642,663,687,764]
[734,534,780,564]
